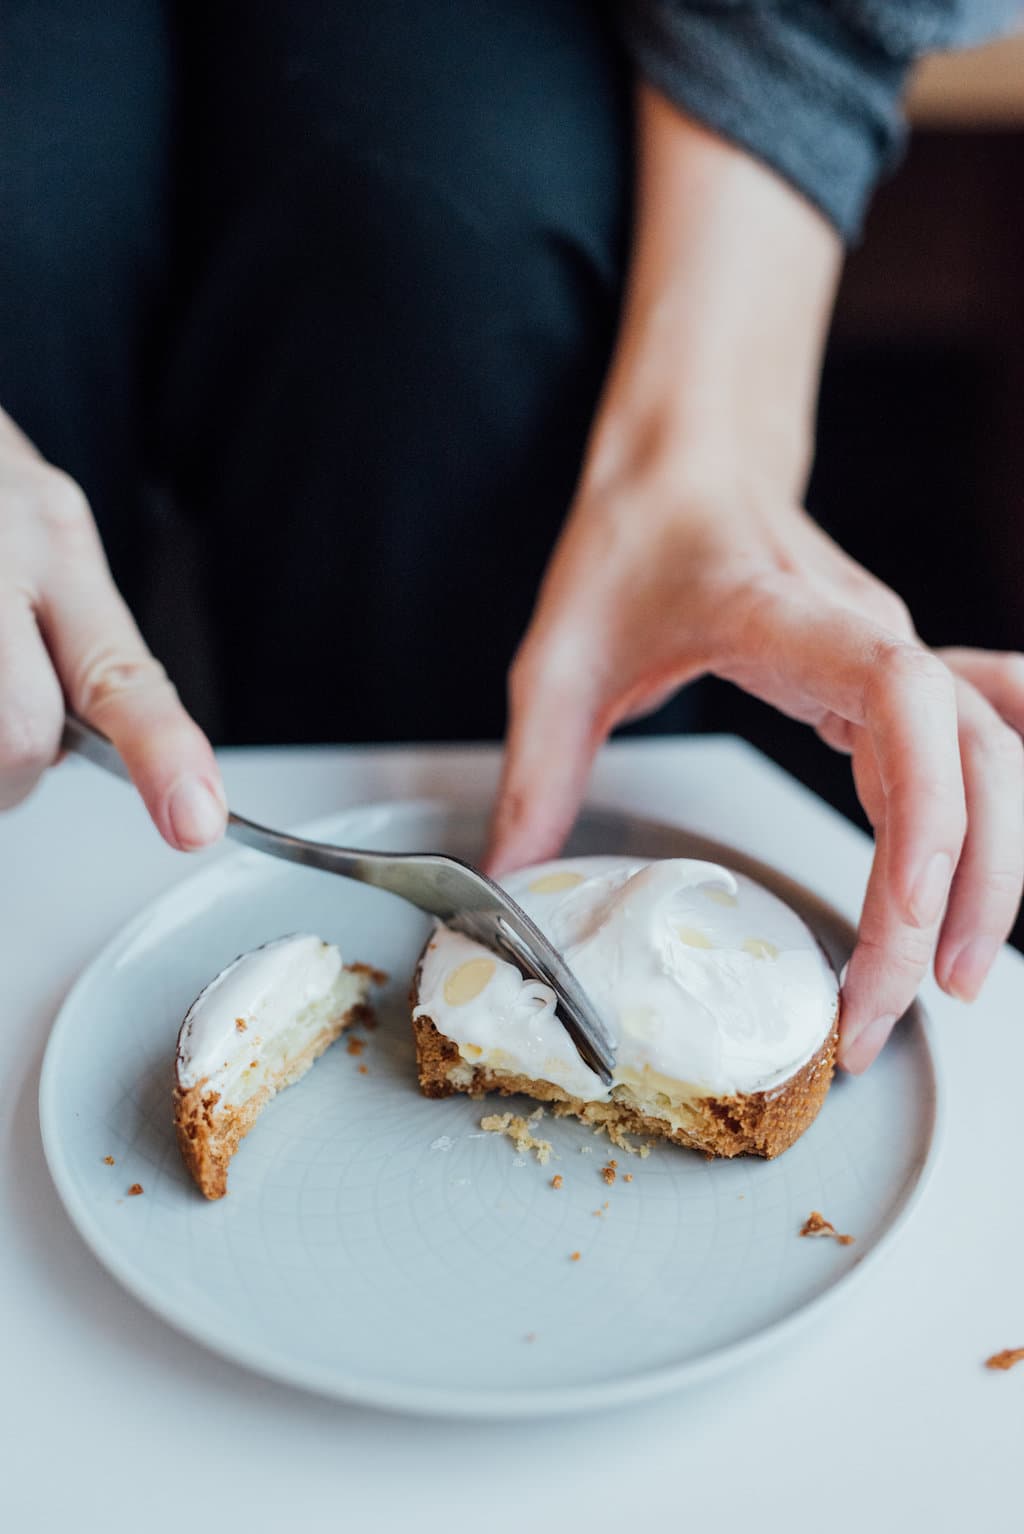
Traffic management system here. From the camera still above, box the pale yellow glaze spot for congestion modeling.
[704,887,738,907]
[743,938,779,960]
[528,870,585,894]
[444,957,496,1006]
[462,1042,483,1059]
[677,925,713,948]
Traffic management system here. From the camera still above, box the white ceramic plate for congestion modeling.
[39,801,940,1418]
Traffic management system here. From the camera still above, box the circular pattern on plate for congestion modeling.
[39,803,940,1417]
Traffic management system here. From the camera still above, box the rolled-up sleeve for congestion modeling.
[618,1,1021,239]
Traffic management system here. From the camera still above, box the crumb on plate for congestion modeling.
[102,1156,115,1167]
[480,1108,553,1165]
[570,1251,581,1262]
[986,1347,1024,1372]
[550,1175,563,1190]
[127,1183,144,1197]
[800,1210,854,1245]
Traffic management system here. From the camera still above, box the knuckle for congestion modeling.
[872,588,913,636]
[963,715,1024,773]
[76,652,172,717]
[874,642,952,701]
[843,574,912,634]
[859,926,933,980]
[34,471,92,536]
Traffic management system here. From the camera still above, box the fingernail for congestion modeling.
[168,776,226,849]
[945,936,1000,1002]
[908,852,952,927]
[841,1014,897,1075]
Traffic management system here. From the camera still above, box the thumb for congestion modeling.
[484,644,604,880]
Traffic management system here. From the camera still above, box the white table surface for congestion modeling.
[2,738,1021,1531]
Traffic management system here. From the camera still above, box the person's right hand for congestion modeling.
[0,408,226,848]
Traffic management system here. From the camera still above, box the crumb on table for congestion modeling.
[570,1251,581,1262]
[800,1210,854,1246]
[358,1064,368,1075]
[127,1183,144,1197]
[346,1036,366,1056]
[550,1175,563,1190]
[102,1156,115,1167]
[601,1159,618,1185]
[235,1017,247,1033]
[986,1347,1024,1372]
[623,1173,633,1183]
[480,1108,553,1165]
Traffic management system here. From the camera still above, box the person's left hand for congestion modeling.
[484,464,1024,1074]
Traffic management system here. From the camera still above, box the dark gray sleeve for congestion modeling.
[618,1,1021,240]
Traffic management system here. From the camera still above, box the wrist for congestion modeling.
[583,86,841,505]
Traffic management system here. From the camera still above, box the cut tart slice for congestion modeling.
[412,856,839,1160]
[174,934,377,1199]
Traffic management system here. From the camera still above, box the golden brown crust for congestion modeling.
[411,953,838,1161]
[174,1000,373,1200]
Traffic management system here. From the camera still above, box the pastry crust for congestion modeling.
[411,962,838,1160]
[174,999,373,1200]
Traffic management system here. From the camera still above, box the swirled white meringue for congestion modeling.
[414,857,838,1099]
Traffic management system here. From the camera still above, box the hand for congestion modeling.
[0,408,226,848]
[486,473,1024,1072]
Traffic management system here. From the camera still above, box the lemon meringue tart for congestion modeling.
[174,935,377,1199]
[412,857,839,1159]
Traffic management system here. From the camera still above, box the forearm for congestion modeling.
[587,85,842,503]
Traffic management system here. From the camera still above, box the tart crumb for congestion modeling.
[480,1109,553,1165]
[127,1183,143,1197]
[102,1155,115,1166]
[800,1210,854,1245]
[601,1159,618,1185]
[249,1060,258,1069]
[550,1175,563,1190]
[235,1018,247,1033]
[986,1347,1024,1372]
[623,1174,633,1183]
[358,1064,368,1075]
[346,1036,366,1056]
[570,1251,581,1262]
[348,961,389,987]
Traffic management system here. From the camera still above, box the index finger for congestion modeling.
[839,647,965,1070]
[38,528,226,851]
[728,598,965,1067]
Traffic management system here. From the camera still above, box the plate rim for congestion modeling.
[38,797,944,1418]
